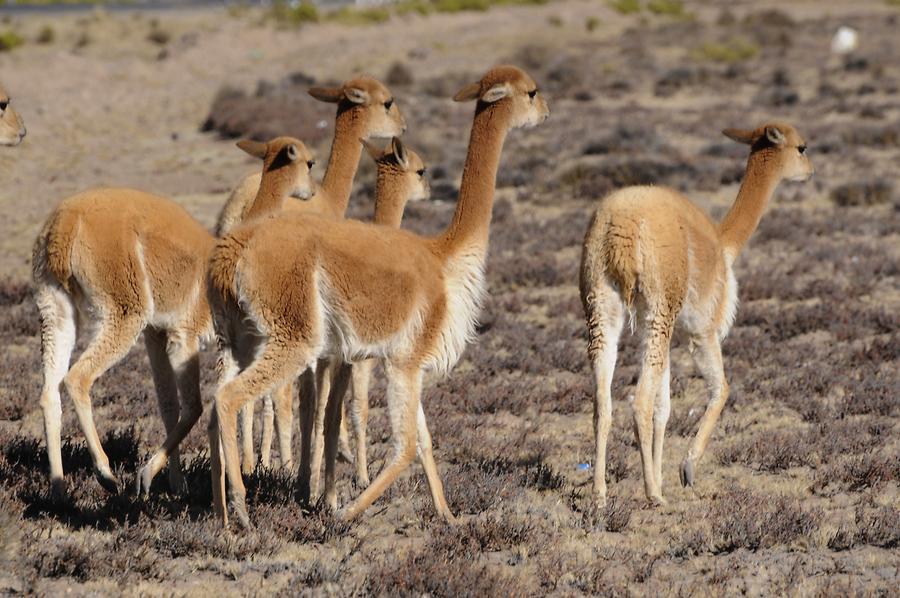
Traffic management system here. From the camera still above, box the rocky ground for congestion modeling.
[0,0,897,595]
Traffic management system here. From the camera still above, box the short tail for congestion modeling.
[581,210,641,310]
[32,208,80,293]
[207,231,249,307]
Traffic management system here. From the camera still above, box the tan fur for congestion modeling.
[208,65,549,529]
[211,76,405,478]
[31,137,314,499]
[579,122,814,507]
[0,84,26,147]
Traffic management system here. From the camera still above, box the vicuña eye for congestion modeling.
[0,101,7,111]
[384,99,394,110]
[307,160,316,169]
[798,145,807,154]
[528,89,538,99]
[416,168,426,177]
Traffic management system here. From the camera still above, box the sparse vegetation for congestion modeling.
[0,30,24,52]
[692,39,759,63]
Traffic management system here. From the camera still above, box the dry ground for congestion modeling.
[0,0,898,595]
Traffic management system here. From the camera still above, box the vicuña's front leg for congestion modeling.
[340,365,420,521]
[416,402,455,523]
[322,362,353,511]
[681,334,728,488]
[350,359,374,487]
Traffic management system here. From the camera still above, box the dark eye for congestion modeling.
[0,101,7,111]
[798,145,806,154]
[384,99,394,110]
[307,160,315,169]
[528,89,538,99]
[416,168,426,177]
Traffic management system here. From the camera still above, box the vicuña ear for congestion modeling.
[343,87,369,104]
[308,86,343,103]
[286,144,299,162]
[722,128,755,145]
[391,137,409,170]
[453,81,482,102]
[765,125,786,146]
[237,139,268,160]
[480,83,510,103]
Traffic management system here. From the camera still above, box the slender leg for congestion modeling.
[297,367,317,503]
[308,357,334,500]
[681,334,728,488]
[216,342,308,530]
[337,404,353,464]
[322,362,352,511]
[260,395,275,469]
[583,280,624,508]
[340,364,420,521]
[416,402,455,522]
[210,348,239,526]
[272,381,294,470]
[349,359,374,487]
[208,409,227,526]
[138,331,202,496]
[652,362,671,494]
[35,285,77,499]
[64,313,145,494]
[631,314,673,506]
[240,402,256,475]
[140,328,183,494]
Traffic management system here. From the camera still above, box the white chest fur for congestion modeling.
[429,249,486,375]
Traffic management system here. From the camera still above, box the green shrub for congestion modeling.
[269,0,319,26]
[692,39,759,63]
[0,31,24,52]
[328,6,391,25]
[647,0,687,17]
[586,16,600,31]
[607,0,641,15]
[36,25,55,44]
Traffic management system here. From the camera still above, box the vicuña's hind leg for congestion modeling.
[632,313,673,506]
[652,362,671,494]
[209,348,238,526]
[138,330,201,496]
[239,401,256,475]
[35,285,77,499]
[272,381,294,470]
[64,312,144,494]
[260,394,275,468]
[349,359,374,487]
[142,328,184,494]
[681,334,728,488]
[216,342,309,529]
[583,278,624,507]
[322,362,352,511]
[340,364,420,521]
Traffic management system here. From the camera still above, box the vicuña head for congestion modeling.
[0,84,26,147]
[309,75,406,140]
[364,136,430,208]
[453,64,549,129]
[722,122,814,183]
[236,136,316,201]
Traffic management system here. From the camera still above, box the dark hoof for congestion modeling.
[50,478,68,503]
[680,459,695,488]
[96,470,121,495]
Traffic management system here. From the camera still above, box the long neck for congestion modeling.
[318,107,365,218]
[438,104,510,255]
[244,167,291,222]
[717,151,780,259]
[373,169,406,228]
